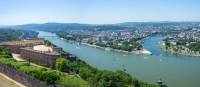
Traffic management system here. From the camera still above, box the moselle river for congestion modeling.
[38,31,200,87]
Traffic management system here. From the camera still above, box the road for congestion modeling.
[0,73,22,87]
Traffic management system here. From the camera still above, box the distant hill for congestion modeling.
[13,23,92,31]
[115,22,200,28]
[11,23,127,31]
[5,22,200,31]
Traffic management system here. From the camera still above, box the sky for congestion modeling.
[0,0,200,25]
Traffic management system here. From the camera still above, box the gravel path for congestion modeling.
[0,73,23,87]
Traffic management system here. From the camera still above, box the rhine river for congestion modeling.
[38,31,200,87]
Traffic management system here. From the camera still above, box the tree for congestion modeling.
[56,58,70,72]
[44,40,55,46]
[1,48,12,58]
[134,80,141,87]
[165,40,171,49]
[114,70,134,86]
[79,66,95,80]
[188,42,200,52]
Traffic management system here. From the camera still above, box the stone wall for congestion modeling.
[0,64,64,87]
[20,48,59,68]
[0,39,45,54]
[2,45,26,54]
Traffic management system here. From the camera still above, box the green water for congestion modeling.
[38,31,200,87]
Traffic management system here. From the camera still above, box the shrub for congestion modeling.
[56,58,70,72]
[60,76,89,87]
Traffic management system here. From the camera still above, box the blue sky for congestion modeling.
[0,0,200,25]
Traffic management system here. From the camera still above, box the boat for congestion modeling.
[105,47,111,51]
[76,46,80,49]
[157,78,163,85]
[123,54,128,56]
[60,38,64,40]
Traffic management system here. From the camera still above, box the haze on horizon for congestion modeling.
[0,0,200,25]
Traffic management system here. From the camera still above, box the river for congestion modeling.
[38,31,200,87]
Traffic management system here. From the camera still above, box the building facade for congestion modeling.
[0,39,45,54]
[0,39,61,68]
[20,47,60,67]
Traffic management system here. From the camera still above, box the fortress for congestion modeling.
[0,39,61,67]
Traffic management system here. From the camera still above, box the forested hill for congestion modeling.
[12,23,127,31]
[0,29,38,41]
[6,22,200,31]
[0,29,22,41]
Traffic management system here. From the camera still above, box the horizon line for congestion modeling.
[1,20,200,26]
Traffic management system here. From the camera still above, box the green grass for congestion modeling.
[0,54,89,87]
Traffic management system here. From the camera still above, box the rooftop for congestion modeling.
[33,45,53,52]
[0,39,44,46]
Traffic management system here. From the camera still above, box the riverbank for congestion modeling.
[79,42,152,55]
[58,33,152,55]
[38,31,200,87]
[39,36,161,87]
[61,38,152,55]
[160,42,200,57]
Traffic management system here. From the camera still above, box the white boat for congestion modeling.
[76,46,80,49]
[105,48,111,51]
[123,54,128,56]
[60,38,64,40]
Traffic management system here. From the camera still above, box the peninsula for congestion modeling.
[56,29,154,55]
[161,29,200,56]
